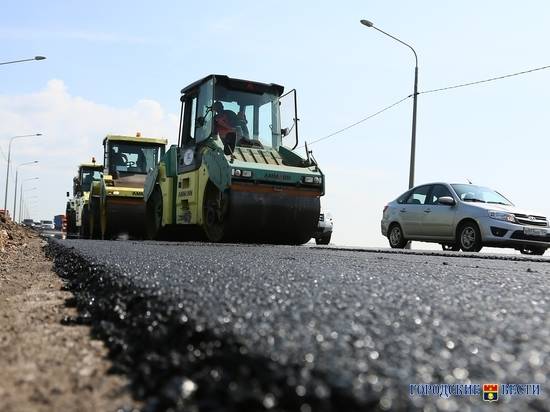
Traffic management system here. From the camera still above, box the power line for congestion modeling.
[306,95,411,147]
[305,63,550,147]
[420,63,550,95]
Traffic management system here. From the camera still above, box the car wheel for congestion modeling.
[442,243,460,251]
[457,222,482,252]
[388,223,407,249]
[315,233,331,245]
[520,246,546,256]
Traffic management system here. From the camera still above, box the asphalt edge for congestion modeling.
[45,238,382,412]
[311,245,550,263]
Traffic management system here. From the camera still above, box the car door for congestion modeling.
[421,184,456,239]
[399,185,432,237]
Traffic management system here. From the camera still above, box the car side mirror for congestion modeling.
[438,196,456,206]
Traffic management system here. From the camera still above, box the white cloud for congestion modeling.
[0,79,178,220]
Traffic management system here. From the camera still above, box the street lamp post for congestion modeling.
[13,161,39,222]
[360,19,419,189]
[0,56,46,66]
[3,133,42,217]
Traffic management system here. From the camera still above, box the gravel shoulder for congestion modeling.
[0,218,136,412]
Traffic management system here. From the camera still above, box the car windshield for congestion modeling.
[451,184,513,205]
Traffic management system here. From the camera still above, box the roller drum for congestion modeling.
[224,186,320,244]
[104,196,146,239]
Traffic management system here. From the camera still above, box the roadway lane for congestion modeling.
[48,239,550,411]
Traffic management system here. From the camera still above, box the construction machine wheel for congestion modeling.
[201,181,320,245]
[146,186,163,240]
[100,197,146,240]
[100,199,111,240]
[203,183,230,242]
[80,207,90,238]
[89,198,101,239]
[66,210,77,236]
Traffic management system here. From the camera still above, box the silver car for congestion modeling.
[381,183,550,255]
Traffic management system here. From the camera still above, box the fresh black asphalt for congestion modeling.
[48,239,550,411]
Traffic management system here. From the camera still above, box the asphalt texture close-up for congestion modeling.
[47,239,550,411]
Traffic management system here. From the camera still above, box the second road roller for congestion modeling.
[88,133,167,239]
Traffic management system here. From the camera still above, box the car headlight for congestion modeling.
[488,210,516,223]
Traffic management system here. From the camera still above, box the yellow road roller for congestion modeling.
[89,133,167,239]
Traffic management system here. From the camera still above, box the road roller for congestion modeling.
[89,133,167,239]
[65,159,103,237]
[144,74,324,244]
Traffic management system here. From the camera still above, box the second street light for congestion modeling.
[3,133,42,216]
[14,161,39,222]
[360,19,419,189]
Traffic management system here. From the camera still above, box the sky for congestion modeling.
[1,1,549,249]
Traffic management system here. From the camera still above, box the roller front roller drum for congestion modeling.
[203,183,320,245]
[101,197,147,239]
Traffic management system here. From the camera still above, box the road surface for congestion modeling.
[48,239,550,411]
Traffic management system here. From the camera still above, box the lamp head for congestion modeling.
[360,19,374,27]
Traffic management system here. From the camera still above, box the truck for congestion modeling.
[53,214,65,231]
[66,159,103,237]
[88,133,167,239]
[144,74,324,244]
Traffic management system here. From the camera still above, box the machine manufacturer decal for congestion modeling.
[265,173,291,181]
